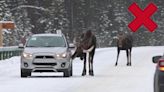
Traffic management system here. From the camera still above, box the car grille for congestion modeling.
[33,63,57,66]
[35,56,54,59]
[33,55,56,65]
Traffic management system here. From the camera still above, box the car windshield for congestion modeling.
[26,36,66,47]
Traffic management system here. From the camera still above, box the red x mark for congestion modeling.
[128,2,157,32]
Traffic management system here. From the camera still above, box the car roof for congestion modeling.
[32,33,63,37]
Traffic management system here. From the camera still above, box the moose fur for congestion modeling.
[72,30,96,76]
[115,33,133,66]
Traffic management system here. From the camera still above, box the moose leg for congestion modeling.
[89,58,94,76]
[71,51,77,59]
[115,48,120,66]
[126,49,130,66]
[129,48,132,66]
[89,52,94,76]
[82,53,86,76]
[88,54,91,75]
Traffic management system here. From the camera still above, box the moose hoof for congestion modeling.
[115,63,117,66]
[127,63,131,66]
[82,73,86,76]
[129,63,132,66]
[89,70,94,76]
[82,70,86,76]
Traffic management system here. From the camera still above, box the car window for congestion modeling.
[26,36,66,47]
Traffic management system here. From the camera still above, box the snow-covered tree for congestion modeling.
[0,0,16,46]
[3,0,164,47]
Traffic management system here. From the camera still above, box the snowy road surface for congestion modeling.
[0,46,163,92]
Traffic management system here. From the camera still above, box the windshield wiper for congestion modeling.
[43,46,55,47]
[26,46,37,47]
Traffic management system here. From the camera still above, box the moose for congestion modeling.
[115,33,133,66]
[72,30,96,76]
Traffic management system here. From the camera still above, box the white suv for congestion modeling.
[20,34,73,77]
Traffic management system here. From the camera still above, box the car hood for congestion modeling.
[23,47,68,54]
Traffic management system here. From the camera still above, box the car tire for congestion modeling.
[63,70,70,77]
[70,62,73,76]
[154,78,158,92]
[63,62,72,77]
[21,69,31,78]
[154,71,160,92]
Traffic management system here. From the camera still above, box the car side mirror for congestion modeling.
[69,43,75,49]
[152,56,162,63]
[18,43,24,49]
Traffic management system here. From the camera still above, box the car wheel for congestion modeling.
[70,62,73,76]
[154,78,158,92]
[63,70,70,77]
[154,72,159,92]
[21,69,31,78]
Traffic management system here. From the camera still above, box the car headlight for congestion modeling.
[22,52,33,59]
[56,53,67,59]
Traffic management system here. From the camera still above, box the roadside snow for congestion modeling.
[0,46,163,92]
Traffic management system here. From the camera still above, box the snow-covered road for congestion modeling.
[0,46,163,92]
